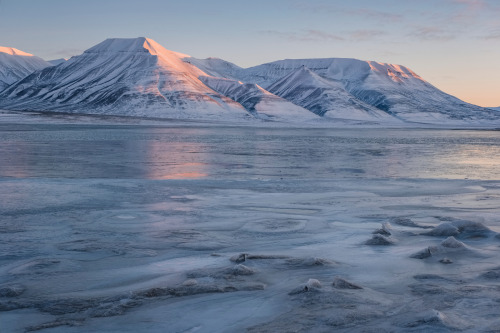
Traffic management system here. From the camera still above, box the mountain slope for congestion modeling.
[235,58,498,123]
[0,38,250,120]
[1,39,498,125]
[184,57,243,80]
[0,47,52,92]
[200,75,319,122]
[48,58,67,66]
[266,65,397,121]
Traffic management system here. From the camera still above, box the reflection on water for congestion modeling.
[1,123,500,333]
[145,140,208,179]
[156,170,208,180]
[0,125,499,180]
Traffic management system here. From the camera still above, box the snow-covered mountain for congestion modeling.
[265,65,396,121]
[0,38,252,120]
[0,37,498,125]
[0,47,52,92]
[185,57,243,81]
[48,58,67,66]
[199,75,319,121]
[230,58,498,123]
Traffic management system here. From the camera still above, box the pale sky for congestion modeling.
[1,0,499,107]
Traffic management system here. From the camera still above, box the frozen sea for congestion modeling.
[1,112,500,332]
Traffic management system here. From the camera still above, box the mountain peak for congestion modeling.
[0,47,33,57]
[0,37,497,125]
[84,37,189,58]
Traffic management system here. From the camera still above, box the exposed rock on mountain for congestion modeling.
[0,38,249,120]
[233,58,498,123]
[0,38,498,125]
[200,75,319,122]
[0,47,52,92]
[266,65,396,121]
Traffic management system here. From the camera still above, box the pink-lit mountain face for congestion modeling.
[0,47,52,92]
[231,58,497,123]
[0,37,498,125]
[0,38,251,121]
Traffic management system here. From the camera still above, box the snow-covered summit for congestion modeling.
[0,38,250,120]
[0,46,52,92]
[85,37,189,58]
[229,57,498,123]
[0,47,34,57]
[366,61,424,83]
[235,58,370,88]
[0,37,498,125]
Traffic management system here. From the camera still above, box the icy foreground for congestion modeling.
[0,37,498,125]
[1,121,500,332]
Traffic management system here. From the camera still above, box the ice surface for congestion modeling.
[1,119,500,332]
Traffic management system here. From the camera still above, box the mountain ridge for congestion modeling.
[230,57,496,122]
[0,47,33,57]
[265,65,396,121]
[0,37,497,125]
[0,38,252,120]
[0,47,52,92]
